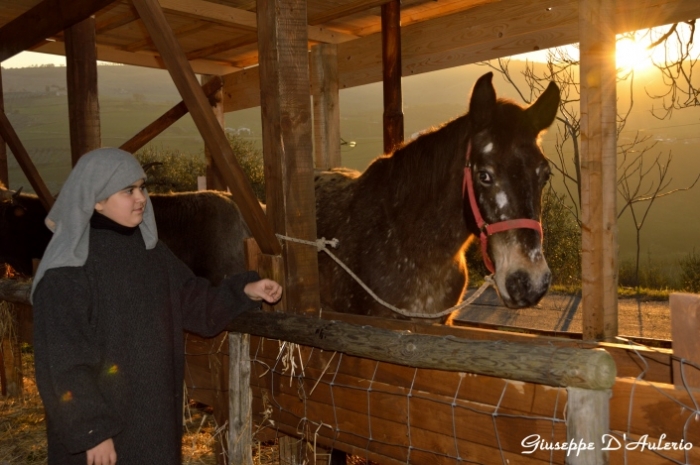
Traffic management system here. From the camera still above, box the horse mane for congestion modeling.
[363,114,470,203]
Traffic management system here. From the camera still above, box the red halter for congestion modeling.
[461,141,543,274]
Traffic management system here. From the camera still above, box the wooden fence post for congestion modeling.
[566,387,610,465]
[0,66,7,186]
[671,293,700,388]
[0,302,22,397]
[228,332,253,465]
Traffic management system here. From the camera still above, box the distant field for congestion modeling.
[2,62,700,275]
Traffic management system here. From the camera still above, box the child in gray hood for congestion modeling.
[32,147,281,465]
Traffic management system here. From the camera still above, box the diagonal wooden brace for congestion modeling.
[131,0,281,255]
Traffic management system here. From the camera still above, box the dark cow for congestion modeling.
[0,186,53,278]
[0,185,250,285]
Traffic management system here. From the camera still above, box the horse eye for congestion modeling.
[478,171,493,185]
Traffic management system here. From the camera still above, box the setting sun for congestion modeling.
[616,37,652,71]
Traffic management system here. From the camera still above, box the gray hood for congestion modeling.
[31,147,158,300]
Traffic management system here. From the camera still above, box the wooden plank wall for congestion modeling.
[0,66,7,186]
[247,336,700,465]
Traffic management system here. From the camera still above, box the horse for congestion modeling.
[1,73,558,323]
[315,72,560,321]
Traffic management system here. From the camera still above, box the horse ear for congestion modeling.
[469,72,497,129]
[526,81,560,132]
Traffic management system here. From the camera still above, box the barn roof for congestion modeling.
[2,0,700,113]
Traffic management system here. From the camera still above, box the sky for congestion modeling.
[2,51,67,69]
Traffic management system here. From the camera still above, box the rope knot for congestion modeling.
[317,237,339,250]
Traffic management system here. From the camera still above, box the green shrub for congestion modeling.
[679,249,700,293]
[541,188,581,286]
[134,134,265,199]
[618,258,674,290]
[224,134,265,202]
[465,239,489,284]
[135,146,205,193]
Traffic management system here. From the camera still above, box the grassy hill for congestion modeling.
[2,61,700,279]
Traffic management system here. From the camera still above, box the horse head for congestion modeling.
[464,72,560,309]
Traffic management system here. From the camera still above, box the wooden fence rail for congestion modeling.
[1,281,614,464]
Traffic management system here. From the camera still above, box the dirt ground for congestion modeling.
[454,288,672,341]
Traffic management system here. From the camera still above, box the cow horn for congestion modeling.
[0,185,15,201]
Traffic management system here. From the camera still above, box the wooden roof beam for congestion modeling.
[131,0,281,255]
[159,0,257,31]
[0,112,54,210]
[336,0,700,89]
[160,0,356,62]
[95,7,140,34]
[31,40,240,75]
[308,0,392,25]
[219,0,700,112]
[120,76,223,154]
[0,0,116,62]
[124,21,211,53]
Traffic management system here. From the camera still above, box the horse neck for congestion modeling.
[362,117,471,255]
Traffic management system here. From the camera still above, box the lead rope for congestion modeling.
[276,234,494,319]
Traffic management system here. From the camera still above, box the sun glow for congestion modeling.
[616,37,652,71]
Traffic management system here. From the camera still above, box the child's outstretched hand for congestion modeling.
[244,279,283,303]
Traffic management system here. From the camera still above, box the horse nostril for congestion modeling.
[505,269,548,308]
[543,270,552,287]
[506,270,530,302]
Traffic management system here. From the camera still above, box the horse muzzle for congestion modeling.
[498,268,551,309]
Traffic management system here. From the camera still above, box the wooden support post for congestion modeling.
[0,112,54,211]
[670,293,700,389]
[243,238,287,313]
[579,0,618,342]
[0,302,22,397]
[202,74,227,191]
[381,0,404,155]
[0,66,7,186]
[131,0,280,256]
[226,238,265,465]
[311,44,341,170]
[228,332,253,465]
[65,16,101,165]
[256,0,321,315]
[566,387,610,465]
[119,77,222,154]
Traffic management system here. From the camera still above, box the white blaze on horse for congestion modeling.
[315,72,560,321]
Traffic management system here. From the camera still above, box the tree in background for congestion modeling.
[134,134,265,201]
[541,187,582,287]
[135,146,205,193]
[641,20,699,119]
[679,249,700,293]
[224,133,265,202]
[480,23,700,293]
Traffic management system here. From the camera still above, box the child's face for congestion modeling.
[94,179,148,227]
